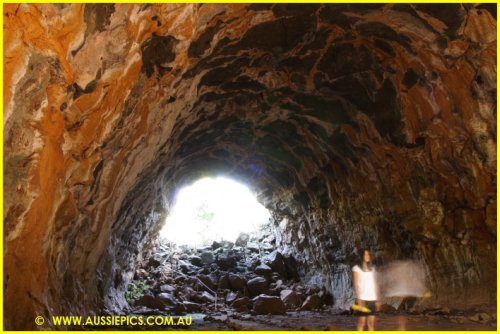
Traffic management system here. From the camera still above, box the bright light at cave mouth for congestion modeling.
[160,177,271,246]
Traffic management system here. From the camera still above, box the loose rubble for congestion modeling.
[125,231,333,317]
[122,232,496,330]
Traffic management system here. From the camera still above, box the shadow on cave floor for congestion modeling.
[111,228,496,331]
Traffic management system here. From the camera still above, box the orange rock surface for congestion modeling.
[3,4,496,329]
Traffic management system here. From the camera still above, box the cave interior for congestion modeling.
[3,3,497,330]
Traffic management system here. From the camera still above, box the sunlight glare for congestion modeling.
[160,177,270,246]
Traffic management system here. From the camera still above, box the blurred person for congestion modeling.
[381,260,431,330]
[352,249,381,331]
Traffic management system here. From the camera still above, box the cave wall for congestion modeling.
[3,4,496,329]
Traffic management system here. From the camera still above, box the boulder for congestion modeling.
[270,272,281,282]
[200,251,215,264]
[253,295,286,315]
[254,264,272,275]
[191,291,215,304]
[261,242,274,251]
[157,292,178,306]
[135,295,166,310]
[306,285,320,295]
[190,256,203,267]
[300,294,321,310]
[235,233,250,247]
[178,260,197,274]
[218,274,230,289]
[159,284,176,293]
[246,242,260,253]
[228,273,246,291]
[479,313,491,322]
[231,297,252,312]
[280,289,301,308]
[212,241,222,250]
[225,291,239,304]
[197,274,216,291]
[183,301,202,312]
[172,303,187,314]
[221,240,235,249]
[262,234,276,244]
[379,303,397,313]
[265,251,287,277]
[319,289,334,305]
[132,306,160,315]
[247,277,268,297]
[217,252,237,269]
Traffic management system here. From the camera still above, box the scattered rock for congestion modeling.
[261,242,274,251]
[157,292,178,306]
[218,274,230,289]
[135,295,166,310]
[178,260,197,274]
[247,242,260,253]
[468,314,481,322]
[379,303,396,313]
[232,297,252,312]
[300,294,321,310]
[226,291,239,304]
[217,252,237,269]
[132,306,160,315]
[201,251,215,264]
[173,303,187,313]
[228,273,246,291]
[197,274,216,291]
[253,295,286,315]
[247,277,268,296]
[159,284,176,293]
[235,233,250,246]
[265,250,287,277]
[450,315,465,323]
[192,291,215,304]
[254,263,272,275]
[306,285,320,295]
[280,289,301,309]
[183,301,202,312]
[126,237,318,319]
[212,241,222,250]
[319,289,334,305]
[190,256,203,267]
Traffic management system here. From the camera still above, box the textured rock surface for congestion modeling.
[3,4,496,330]
[253,295,287,315]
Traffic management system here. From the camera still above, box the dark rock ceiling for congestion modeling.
[3,3,496,329]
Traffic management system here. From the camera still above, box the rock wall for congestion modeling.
[4,4,496,329]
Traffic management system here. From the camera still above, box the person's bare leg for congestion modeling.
[397,315,407,330]
[367,315,375,331]
[357,316,367,331]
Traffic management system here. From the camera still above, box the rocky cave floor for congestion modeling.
[98,231,496,331]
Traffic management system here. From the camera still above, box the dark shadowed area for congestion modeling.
[3,3,496,330]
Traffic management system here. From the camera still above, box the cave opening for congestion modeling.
[158,176,271,246]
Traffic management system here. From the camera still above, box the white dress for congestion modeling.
[352,265,377,301]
